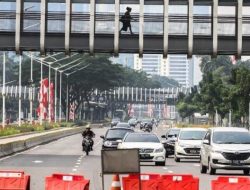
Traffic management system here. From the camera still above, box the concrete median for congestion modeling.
[0,126,87,158]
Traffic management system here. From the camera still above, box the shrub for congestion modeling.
[0,126,20,137]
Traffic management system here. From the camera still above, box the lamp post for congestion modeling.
[1,52,6,128]
[18,55,22,127]
[29,52,33,123]
[54,68,58,122]
[59,71,62,122]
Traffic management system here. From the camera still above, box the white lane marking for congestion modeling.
[32,160,43,164]
[194,164,200,167]
[168,171,173,173]
[163,167,168,170]
[72,168,77,172]
[74,165,79,168]
[76,162,81,165]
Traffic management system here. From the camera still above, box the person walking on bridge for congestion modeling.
[120,7,134,35]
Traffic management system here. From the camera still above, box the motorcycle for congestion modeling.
[82,135,92,155]
[143,125,152,132]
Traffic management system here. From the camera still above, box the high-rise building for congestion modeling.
[167,55,194,88]
[133,54,168,76]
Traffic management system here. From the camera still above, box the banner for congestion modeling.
[37,78,49,120]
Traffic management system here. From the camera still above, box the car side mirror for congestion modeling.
[100,135,104,139]
[161,135,166,138]
[203,139,210,145]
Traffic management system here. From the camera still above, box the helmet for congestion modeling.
[86,126,91,129]
[126,7,132,11]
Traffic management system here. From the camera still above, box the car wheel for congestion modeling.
[174,156,180,162]
[155,161,165,166]
[208,160,216,175]
[165,153,169,158]
[243,169,250,175]
[200,161,207,174]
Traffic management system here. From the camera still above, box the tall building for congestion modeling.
[167,55,194,88]
[134,54,168,76]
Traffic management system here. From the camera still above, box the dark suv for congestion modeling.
[101,127,134,149]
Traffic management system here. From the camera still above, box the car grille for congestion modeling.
[139,148,154,153]
[184,148,200,154]
[222,152,250,161]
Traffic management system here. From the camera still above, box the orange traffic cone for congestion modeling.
[110,174,121,190]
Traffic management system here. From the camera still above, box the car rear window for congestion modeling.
[213,131,250,144]
[179,130,206,140]
[124,133,160,143]
[117,123,130,128]
[106,129,133,139]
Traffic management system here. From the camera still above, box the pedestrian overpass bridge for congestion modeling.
[0,0,249,58]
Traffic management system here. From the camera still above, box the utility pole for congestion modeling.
[55,68,58,122]
[18,55,22,127]
[66,75,69,122]
[59,71,62,122]
[30,52,33,123]
[2,52,6,128]
[40,57,43,125]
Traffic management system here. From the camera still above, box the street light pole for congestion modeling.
[54,68,58,122]
[2,52,6,128]
[30,52,33,123]
[40,57,43,125]
[18,55,22,127]
[59,71,62,122]
[66,75,69,122]
[48,64,51,123]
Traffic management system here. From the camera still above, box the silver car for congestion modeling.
[200,127,250,175]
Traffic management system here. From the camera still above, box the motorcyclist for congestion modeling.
[82,126,95,151]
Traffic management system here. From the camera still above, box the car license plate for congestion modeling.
[140,154,150,158]
[190,150,198,154]
[232,160,242,165]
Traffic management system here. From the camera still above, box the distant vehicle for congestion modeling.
[115,122,131,129]
[111,118,120,127]
[200,127,250,175]
[174,128,207,162]
[100,127,134,149]
[140,118,153,131]
[117,132,166,166]
[128,118,137,127]
[161,128,180,157]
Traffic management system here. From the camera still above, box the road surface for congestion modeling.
[0,125,247,190]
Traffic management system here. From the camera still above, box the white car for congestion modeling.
[200,127,250,175]
[117,132,166,166]
[174,128,207,162]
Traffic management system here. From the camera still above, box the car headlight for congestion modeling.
[155,148,164,153]
[178,142,188,148]
[211,149,222,154]
[104,141,112,147]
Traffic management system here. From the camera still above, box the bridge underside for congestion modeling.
[1,32,250,55]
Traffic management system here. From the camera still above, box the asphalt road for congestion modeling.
[0,125,248,190]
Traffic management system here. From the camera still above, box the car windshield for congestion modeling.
[213,131,250,144]
[124,134,160,143]
[116,123,130,128]
[112,118,120,122]
[106,129,133,139]
[168,129,180,137]
[179,130,206,140]
[142,119,151,123]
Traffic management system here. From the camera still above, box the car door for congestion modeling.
[201,130,211,166]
